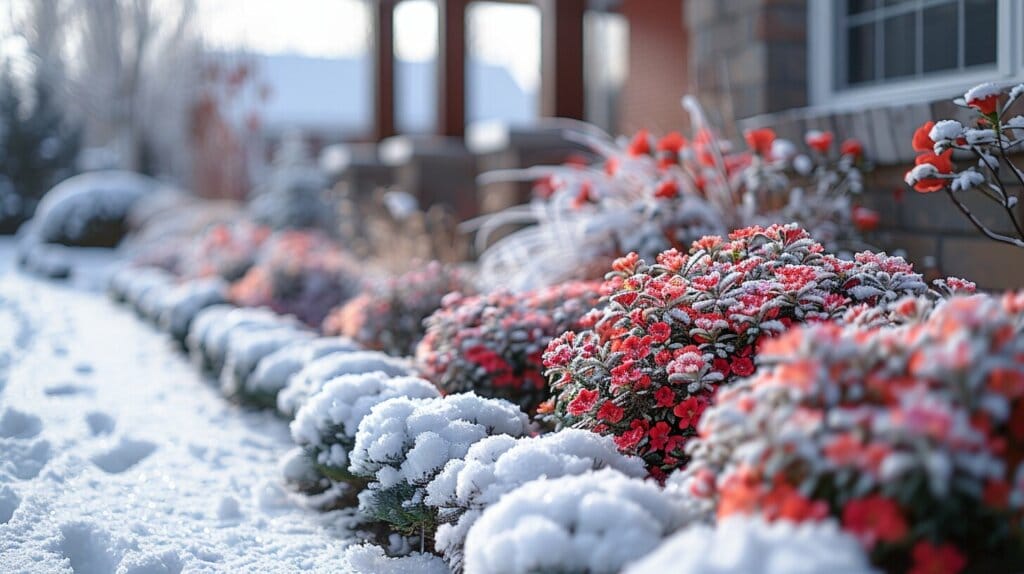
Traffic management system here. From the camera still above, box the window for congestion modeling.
[810,0,1023,108]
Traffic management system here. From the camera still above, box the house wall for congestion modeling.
[618,0,690,134]
[682,0,1024,290]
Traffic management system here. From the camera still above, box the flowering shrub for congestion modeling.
[416,281,602,413]
[624,517,875,574]
[471,100,873,291]
[462,468,691,574]
[179,220,270,281]
[290,371,440,481]
[323,261,474,357]
[349,393,530,537]
[905,81,1024,248]
[276,351,415,417]
[543,223,969,478]
[677,292,1024,573]
[229,230,363,327]
[424,429,646,570]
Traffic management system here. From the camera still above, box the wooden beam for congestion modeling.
[437,0,468,137]
[373,0,396,141]
[539,0,586,120]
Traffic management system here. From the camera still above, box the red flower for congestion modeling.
[648,321,671,343]
[965,83,1001,116]
[597,400,625,423]
[655,180,679,199]
[744,128,776,157]
[654,386,675,408]
[840,138,864,160]
[912,121,936,153]
[842,495,909,548]
[852,206,880,232]
[567,388,600,416]
[908,150,954,193]
[673,396,707,429]
[909,541,967,574]
[731,357,755,377]
[648,421,672,450]
[657,131,686,154]
[613,420,648,450]
[628,130,651,157]
[805,130,834,153]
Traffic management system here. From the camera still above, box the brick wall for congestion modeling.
[618,0,689,134]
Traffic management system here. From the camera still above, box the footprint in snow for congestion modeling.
[44,383,93,397]
[90,437,157,474]
[0,484,20,524]
[85,412,115,436]
[0,407,42,439]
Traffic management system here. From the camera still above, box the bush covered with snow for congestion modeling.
[323,261,474,357]
[28,171,159,247]
[462,468,689,574]
[349,393,530,536]
[245,337,362,408]
[339,543,449,574]
[178,220,270,281]
[425,429,646,569]
[543,223,972,478]
[187,306,296,374]
[416,281,601,413]
[277,351,416,417]
[247,165,336,232]
[676,292,1024,572]
[624,517,876,574]
[156,277,230,342]
[290,372,441,481]
[220,326,314,401]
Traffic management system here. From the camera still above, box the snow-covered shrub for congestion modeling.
[247,165,336,231]
[462,468,690,574]
[178,220,270,281]
[109,266,175,310]
[543,223,971,478]
[290,372,441,481]
[624,517,876,574]
[277,351,415,417]
[470,103,874,291]
[156,277,230,342]
[416,281,601,413]
[29,171,159,247]
[246,337,362,408]
[185,304,235,370]
[349,393,530,536]
[425,429,646,569]
[188,306,295,374]
[220,327,314,401]
[339,543,449,574]
[229,230,363,327]
[323,261,474,357]
[676,292,1024,573]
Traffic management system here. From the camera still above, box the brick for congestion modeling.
[757,5,806,43]
[873,231,939,267]
[939,235,1024,290]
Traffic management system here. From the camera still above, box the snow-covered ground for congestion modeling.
[0,239,356,573]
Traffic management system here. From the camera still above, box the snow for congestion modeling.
[462,468,691,574]
[219,327,314,401]
[155,278,229,342]
[0,241,357,572]
[290,372,440,473]
[246,336,362,402]
[425,429,648,567]
[624,517,877,574]
[276,351,416,417]
[928,120,963,143]
[964,81,1002,103]
[189,306,299,375]
[339,543,449,574]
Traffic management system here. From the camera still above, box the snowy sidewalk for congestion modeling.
[0,247,354,573]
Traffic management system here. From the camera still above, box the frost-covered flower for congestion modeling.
[424,429,646,569]
[324,261,474,357]
[416,281,601,413]
[545,224,965,477]
[624,516,876,574]
[349,393,529,535]
[290,371,440,480]
[462,469,691,574]
[678,292,1024,572]
[964,81,1002,115]
[277,351,415,417]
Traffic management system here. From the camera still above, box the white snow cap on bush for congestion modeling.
[220,327,314,399]
[199,307,297,374]
[463,468,690,574]
[277,351,415,417]
[624,516,877,574]
[290,371,441,471]
[425,430,647,566]
[339,544,449,574]
[349,393,530,488]
[157,277,229,341]
[186,304,235,366]
[247,336,361,397]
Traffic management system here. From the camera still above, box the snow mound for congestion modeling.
[184,304,235,370]
[425,429,647,567]
[339,543,450,574]
[244,336,362,408]
[350,393,530,534]
[290,371,440,477]
[463,469,690,574]
[624,516,876,574]
[276,351,415,417]
[190,306,297,374]
[156,277,229,342]
[31,171,160,247]
[248,165,336,231]
[219,326,314,401]
[111,267,176,314]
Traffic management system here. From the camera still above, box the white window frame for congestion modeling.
[809,0,1024,110]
